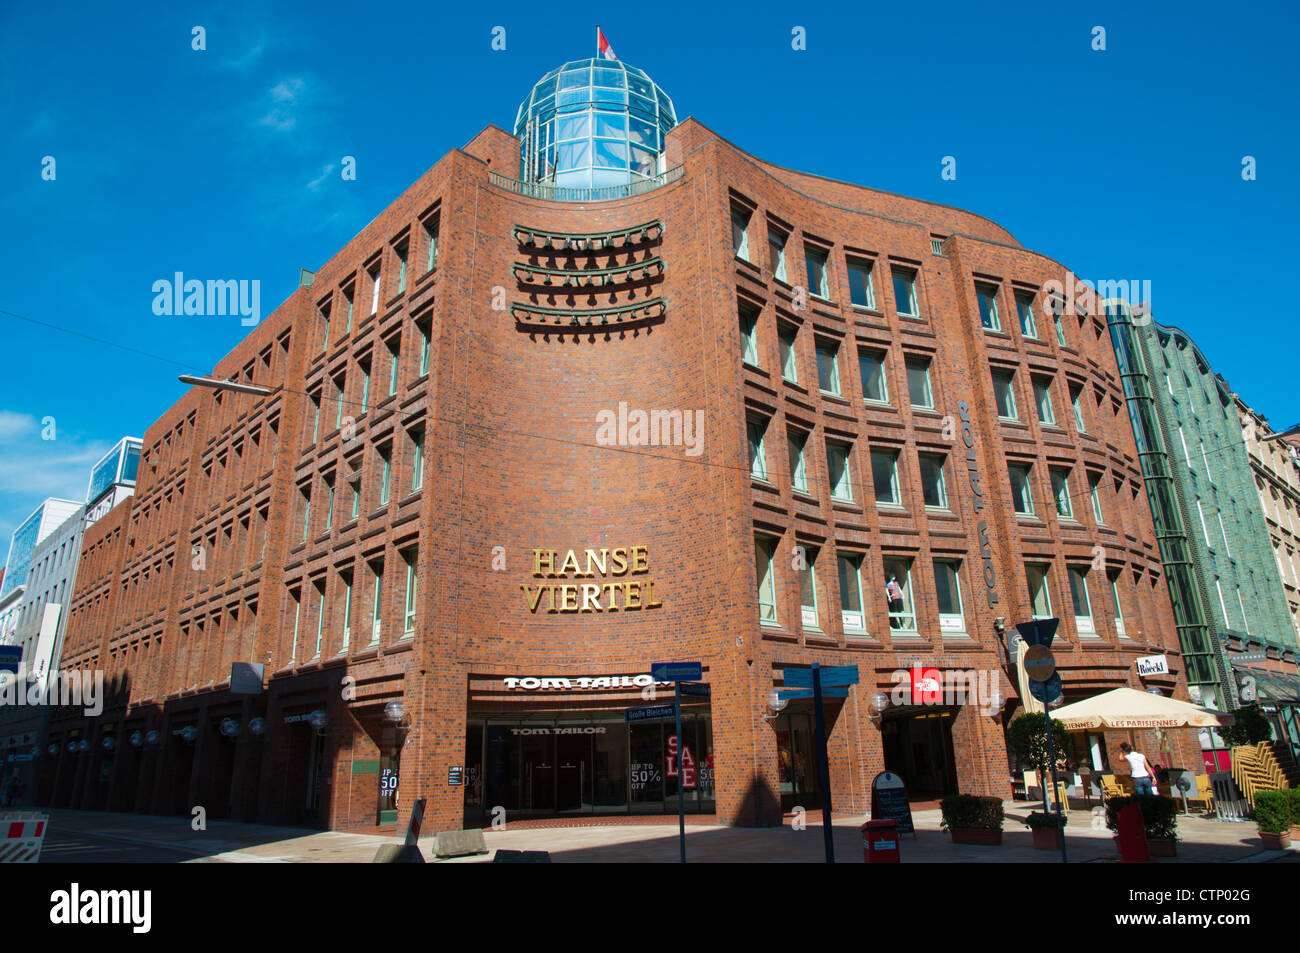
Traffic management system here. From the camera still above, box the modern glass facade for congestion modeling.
[514,59,677,189]
[86,437,143,505]
[0,511,41,600]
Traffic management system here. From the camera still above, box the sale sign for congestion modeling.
[666,735,697,789]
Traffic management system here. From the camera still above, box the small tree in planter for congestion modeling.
[1024,810,1068,850]
[1105,794,1179,856]
[940,794,1005,845]
[1006,713,1070,810]
[1282,788,1300,839]
[1219,706,1272,748]
[1253,790,1292,849]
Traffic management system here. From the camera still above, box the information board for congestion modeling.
[870,771,915,836]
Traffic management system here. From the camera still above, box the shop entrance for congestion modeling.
[881,707,958,800]
[773,711,820,812]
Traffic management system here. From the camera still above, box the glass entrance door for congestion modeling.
[555,734,593,813]
[518,734,555,812]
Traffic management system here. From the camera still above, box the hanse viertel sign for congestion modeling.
[520,546,663,613]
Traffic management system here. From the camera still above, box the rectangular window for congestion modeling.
[1200,442,1214,484]
[424,215,439,273]
[402,548,418,636]
[891,267,918,318]
[1051,468,1074,519]
[837,553,866,632]
[1178,426,1192,467]
[324,473,336,527]
[815,340,840,395]
[976,282,1001,331]
[314,579,325,659]
[1009,464,1034,515]
[906,357,933,408]
[343,283,355,333]
[301,484,312,542]
[827,441,854,501]
[334,373,346,430]
[418,320,431,377]
[768,228,788,282]
[1016,291,1037,338]
[755,536,777,624]
[799,547,820,629]
[394,239,409,295]
[1027,563,1052,618]
[387,337,401,396]
[340,570,353,649]
[310,390,321,443]
[1110,574,1127,637]
[1069,567,1094,635]
[369,263,382,315]
[379,444,392,505]
[847,258,876,309]
[1237,587,1249,633]
[1053,309,1066,347]
[359,358,371,412]
[319,300,331,353]
[788,427,809,493]
[349,470,361,520]
[1071,386,1087,433]
[289,587,301,664]
[1215,578,1230,626]
[871,450,900,506]
[731,206,751,261]
[934,560,965,632]
[778,323,798,383]
[883,558,915,632]
[739,303,760,367]
[919,454,948,509]
[410,427,425,491]
[992,370,1018,420]
[369,561,383,644]
[804,244,829,298]
[1196,499,1212,547]
[859,349,888,403]
[1217,512,1231,557]
[1034,377,1056,426]
[747,418,768,481]
[1090,474,1104,523]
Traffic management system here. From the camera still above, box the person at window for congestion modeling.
[1119,742,1158,796]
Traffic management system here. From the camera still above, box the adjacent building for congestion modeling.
[42,56,1200,831]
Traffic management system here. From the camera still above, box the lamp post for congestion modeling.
[177,375,277,397]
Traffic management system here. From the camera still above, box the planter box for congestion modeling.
[1147,837,1177,857]
[1291,825,1300,841]
[950,827,1002,846]
[1259,830,1292,850]
[1031,827,1062,850]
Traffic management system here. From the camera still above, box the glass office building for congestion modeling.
[87,438,142,506]
[514,58,677,190]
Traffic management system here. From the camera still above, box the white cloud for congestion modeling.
[0,413,109,547]
[0,411,37,443]
[259,77,307,132]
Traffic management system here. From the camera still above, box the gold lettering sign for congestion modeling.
[520,547,663,613]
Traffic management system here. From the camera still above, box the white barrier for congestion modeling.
[0,811,49,863]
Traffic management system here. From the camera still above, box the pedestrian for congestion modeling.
[1119,741,1158,796]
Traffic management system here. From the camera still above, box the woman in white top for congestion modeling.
[1119,742,1158,796]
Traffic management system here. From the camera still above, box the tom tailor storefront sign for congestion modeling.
[958,401,1000,608]
[520,546,663,613]
[503,675,668,691]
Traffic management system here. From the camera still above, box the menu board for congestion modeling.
[870,771,915,836]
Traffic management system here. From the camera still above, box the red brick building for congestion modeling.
[41,59,1199,832]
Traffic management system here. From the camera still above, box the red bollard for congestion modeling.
[863,819,900,863]
[1116,802,1151,863]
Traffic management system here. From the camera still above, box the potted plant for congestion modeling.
[1105,794,1180,856]
[1024,810,1067,849]
[1253,790,1293,849]
[1005,713,1070,809]
[940,794,1005,845]
[1284,788,1300,841]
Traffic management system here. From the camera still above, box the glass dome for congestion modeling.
[514,59,677,189]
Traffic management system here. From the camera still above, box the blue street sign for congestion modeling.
[0,646,21,676]
[1015,618,1059,649]
[678,682,711,697]
[784,665,860,689]
[777,686,851,701]
[651,661,703,682]
[625,704,677,723]
[1028,672,1063,704]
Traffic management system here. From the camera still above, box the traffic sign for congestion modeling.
[1015,618,1059,648]
[777,686,850,701]
[0,646,21,676]
[1023,645,1056,682]
[783,665,860,688]
[678,682,711,697]
[1028,672,1062,704]
[651,662,702,682]
[626,704,676,723]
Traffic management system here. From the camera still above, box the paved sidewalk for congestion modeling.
[35,803,1298,863]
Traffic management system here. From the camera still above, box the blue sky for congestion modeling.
[1,0,1296,545]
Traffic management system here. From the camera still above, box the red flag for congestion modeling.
[597,26,617,61]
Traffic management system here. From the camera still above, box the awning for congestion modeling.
[1234,665,1300,705]
[1049,686,1234,730]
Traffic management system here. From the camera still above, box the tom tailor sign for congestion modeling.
[958,401,1000,608]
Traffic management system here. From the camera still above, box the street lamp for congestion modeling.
[177,375,276,397]
[1261,421,1300,442]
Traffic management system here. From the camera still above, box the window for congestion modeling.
[418,320,431,377]
[1200,441,1214,484]
[410,427,425,491]
[778,323,798,383]
[871,449,900,506]
[788,427,810,493]
[768,228,788,282]
[976,282,1001,331]
[289,587,301,664]
[313,579,326,658]
[731,205,751,261]
[805,244,829,298]
[333,373,346,430]
[934,560,965,633]
[847,258,875,309]
[423,215,439,273]
[891,267,918,318]
[359,357,372,412]
[1033,377,1056,426]
[343,283,355,333]
[1051,468,1073,519]
[348,468,361,520]
[1070,386,1087,433]
[324,473,336,528]
[755,536,778,624]
[319,299,331,353]
[340,570,353,648]
[1196,499,1212,547]
[739,303,760,367]
[1177,426,1192,467]
[1053,307,1066,347]
[394,239,409,295]
[368,262,381,315]
[906,357,933,408]
[402,547,418,636]
[1026,563,1052,619]
[301,483,312,542]
[1069,567,1094,635]
[1215,578,1230,626]
[1015,291,1037,338]
[747,418,769,481]
[369,560,383,644]
[883,558,915,631]
[1217,512,1231,558]
[1237,587,1249,634]
[992,370,1018,420]
[919,454,948,509]
[379,444,392,505]
[1009,464,1034,515]
[310,390,321,443]
[827,441,854,501]
[837,553,866,632]
[799,546,820,629]
[1089,474,1104,523]
[1109,573,1127,637]
[387,337,401,396]
[859,349,889,403]
[815,340,840,395]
